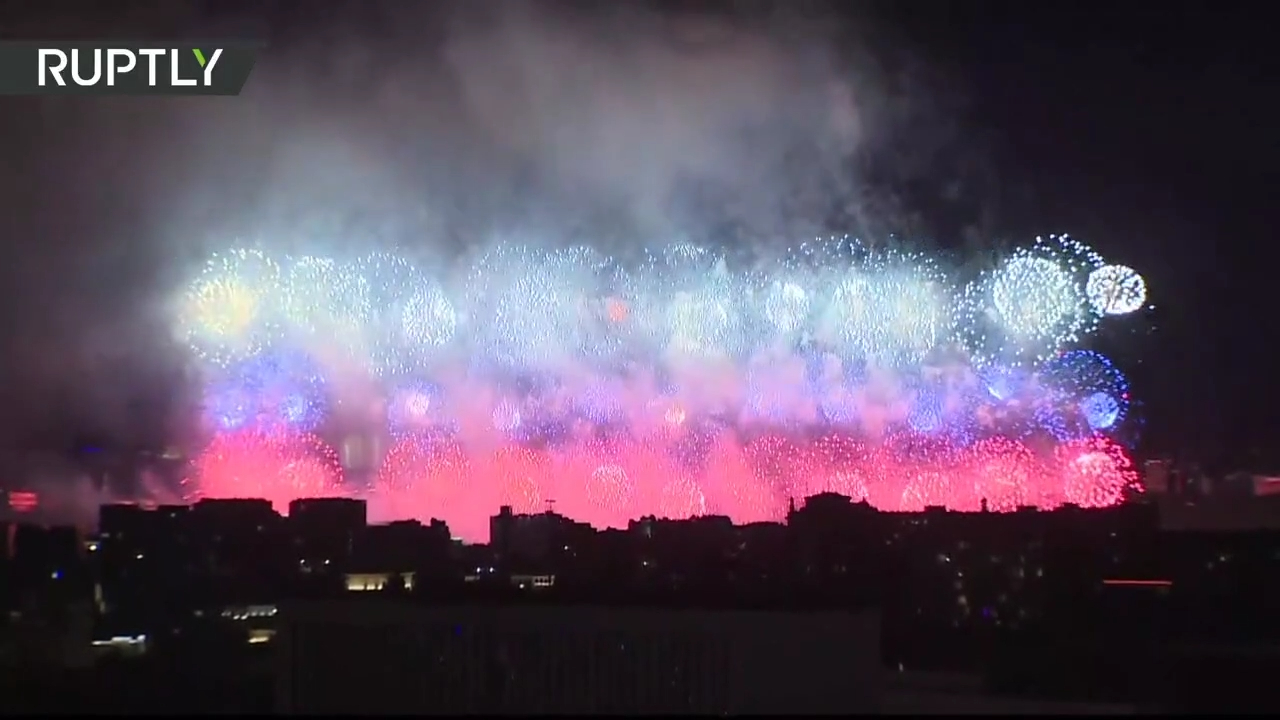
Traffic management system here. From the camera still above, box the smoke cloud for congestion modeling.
[436,3,866,240]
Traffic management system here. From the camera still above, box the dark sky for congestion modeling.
[896,1,1277,467]
[0,0,1274,471]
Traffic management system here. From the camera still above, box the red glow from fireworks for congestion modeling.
[659,476,707,519]
[745,434,815,503]
[812,435,875,503]
[188,430,344,513]
[966,437,1040,512]
[374,434,471,527]
[707,434,781,523]
[183,428,1141,543]
[1054,435,1141,508]
[588,464,635,521]
[487,445,546,514]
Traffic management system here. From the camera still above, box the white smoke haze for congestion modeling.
[436,3,866,238]
[142,1,908,256]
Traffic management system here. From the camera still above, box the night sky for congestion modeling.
[0,1,1273,474]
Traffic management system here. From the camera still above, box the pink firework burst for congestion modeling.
[659,476,707,519]
[744,434,815,506]
[375,434,470,521]
[586,463,636,527]
[486,446,546,515]
[188,429,344,513]
[811,435,871,502]
[965,437,1038,512]
[702,435,778,523]
[1054,435,1140,508]
[901,468,951,511]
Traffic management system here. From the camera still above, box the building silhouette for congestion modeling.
[3,490,1280,711]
